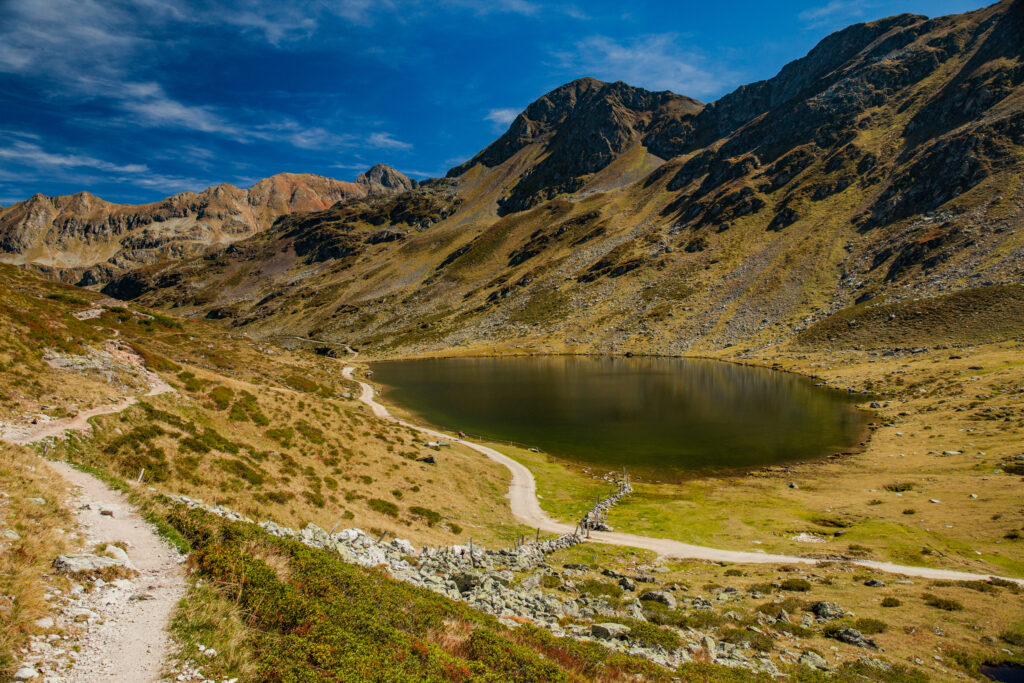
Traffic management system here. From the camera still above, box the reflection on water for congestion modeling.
[371,356,868,482]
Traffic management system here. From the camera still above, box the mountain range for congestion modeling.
[0,165,414,285]
[2,0,1022,356]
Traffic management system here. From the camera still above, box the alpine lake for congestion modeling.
[369,356,870,483]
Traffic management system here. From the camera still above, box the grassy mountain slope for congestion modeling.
[0,264,519,547]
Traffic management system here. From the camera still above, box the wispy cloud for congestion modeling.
[0,140,147,174]
[0,0,411,153]
[551,33,733,98]
[367,132,413,150]
[797,1,869,28]
[484,108,521,128]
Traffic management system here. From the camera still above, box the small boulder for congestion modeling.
[864,579,885,587]
[639,590,677,609]
[13,667,38,680]
[591,622,630,640]
[811,601,845,620]
[452,570,482,593]
[834,628,877,649]
[33,617,54,629]
[618,576,637,591]
[799,651,830,671]
[53,553,130,574]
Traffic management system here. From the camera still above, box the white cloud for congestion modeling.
[0,1,410,152]
[551,34,733,98]
[485,108,521,126]
[367,132,413,150]
[0,141,148,174]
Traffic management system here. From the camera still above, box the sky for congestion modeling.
[0,0,988,206]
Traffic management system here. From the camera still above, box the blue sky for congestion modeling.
[0,0,987,206]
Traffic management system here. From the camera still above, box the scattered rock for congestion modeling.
[834,628,877,649]
[799,651,830,671]
[638,590,676,609]
[812,601,845,620]
[864,579,885,587]
[591,622,630,640]
[13,666,38,680]
[618,576,637,591]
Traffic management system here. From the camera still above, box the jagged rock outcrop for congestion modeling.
[357,164,417,192]
[449,77,703,214]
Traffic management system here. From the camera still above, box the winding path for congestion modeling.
[342,365,1024,585]
[2,349,184,681]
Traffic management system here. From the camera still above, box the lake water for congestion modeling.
[371,356,868,482]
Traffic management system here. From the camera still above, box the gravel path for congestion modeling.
[28,462,187,682]
[343,365,1024,585]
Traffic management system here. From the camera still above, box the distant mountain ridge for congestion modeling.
[0,166,414,285]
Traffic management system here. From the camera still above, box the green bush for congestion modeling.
[923,593,963,611]
[368,498,399,517]
[880,597,901,607]
[45,291,90,305]
[216,458,264,486]
[719,627,772,652]
[265,427,294,447]
[577,579,623,600]
[409,506,442,526]
[854,617,887,634]
[885,482,915,492]
[780,578,811,592]
[209,386,234,410]
[605,618,680,650]
[1001,622,1024,647]
[295,420,325,445]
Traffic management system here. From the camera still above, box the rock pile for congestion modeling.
[164,491,782,675]
[579,476,632,532]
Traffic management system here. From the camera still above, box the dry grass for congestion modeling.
[167,580,257,682]
[0,443,73,678]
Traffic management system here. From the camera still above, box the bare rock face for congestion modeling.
[448,77,704,214]
[357,164,417,192]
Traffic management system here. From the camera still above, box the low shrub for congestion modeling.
[209,386,234,410]
[367,498,399,517]
[881,597,901,607]
[409,506,442,526]
[854,617,887,634]
[719,627,772,652]
[923,593,963,611]
[780,578,811,592]
[577,579,623,600]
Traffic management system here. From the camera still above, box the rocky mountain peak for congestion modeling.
[448,77,703,214]
[356,164,417,192]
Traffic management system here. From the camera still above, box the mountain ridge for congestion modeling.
[0,166,414,285]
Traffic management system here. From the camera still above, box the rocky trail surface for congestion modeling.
[15,462,187,682]
[343,365,1024,586]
